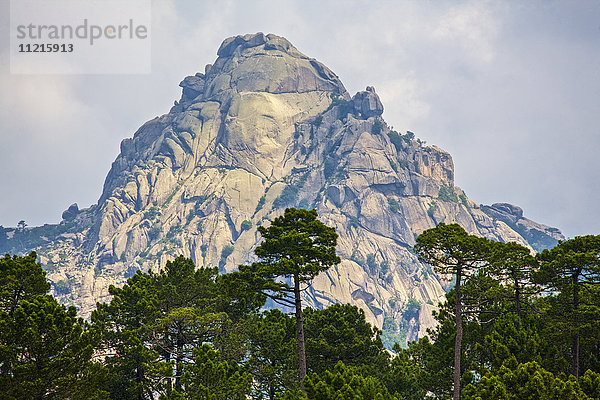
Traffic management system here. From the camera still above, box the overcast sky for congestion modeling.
[0,0,599,238]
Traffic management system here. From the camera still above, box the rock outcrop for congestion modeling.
[1,33,563,346]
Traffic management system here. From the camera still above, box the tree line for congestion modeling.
[1,209,600,399]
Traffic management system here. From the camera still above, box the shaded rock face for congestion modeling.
[22,33,563,344]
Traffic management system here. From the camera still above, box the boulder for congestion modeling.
[61,203,79,220]
[352,86,384,118]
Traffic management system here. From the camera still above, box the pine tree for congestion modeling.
[235,208,340,387]
[537,235,600,378]
[414,223,490,400]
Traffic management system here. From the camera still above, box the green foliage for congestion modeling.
[351,250,364,266]
[372,119,383,135]
[459,193,469,208]
[0,252,102,399]
[247,309,298,399]
[234,208,340,384]
[92,256,263,399]
[255,195,267,213]
[313,115,323,127]
[366,253,378,274]
[380,260,390,275]
[240,220,252,232]
[144,206,161,221]
[0,295,101,399]
[300,362,401,400]
[92,273,163,399]
[304,304,389,376]
[244,208,340,295]
[389,159,398,172]
[536,235,600,377]
[148,222,162,241]
[463,361,591,400]
[387,197,400,213]
[405,298,421,321]
[54,279,72,295]
[437,185,458,203]
[380,300,421,351]
[0,221,76,257]
[274,185,300,209]
[219,245,235,271]
[0,252,50,315]
[387,131,404,153]
[168,344,252,400]
[167,223,183,239]
[297,199,309,210]
[426,203,436,220]
[414,223,492,399]
[326,93,353,119]
[6,216,600,400]
[381,315,407,350]
[387,130,416,154]
[163,186,180,207]
[324,158,337,180]
[398,159,409,169]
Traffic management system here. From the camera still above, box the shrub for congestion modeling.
[218,245,235,272]
[388,130,403,152]
[240,220,252,232]
[404,298,421,321]
[459,193,469,208]
[380,260,390,275]
[327,93,354,119]
[148,223,162,240]
[372,119,384,135]
[437,185,458,203]
[273,185,300,208]
[221,245,234,259]
[53,279,71,295]
[324,158,337,180]
[255,195,266,213]
[427,203,437,220]
[351,250,363,266]
[398,159,409,169]
[143,206,161,221]
[366,253,377,274]
[297,199,309,210]
[387,197,400,213]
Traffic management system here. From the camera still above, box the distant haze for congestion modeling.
[0,0,598,238]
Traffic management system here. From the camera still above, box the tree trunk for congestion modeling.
[573,275,580,378]
[269,382,275,400]
[453,267,463,400]
[294,274,307,391]
[514,278,521,318]
[176,335,183,391]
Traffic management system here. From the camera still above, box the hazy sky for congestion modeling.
[1,0,599,238]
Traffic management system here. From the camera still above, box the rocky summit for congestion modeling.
[0,33,563,345]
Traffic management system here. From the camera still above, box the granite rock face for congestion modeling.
[11,33,564,345]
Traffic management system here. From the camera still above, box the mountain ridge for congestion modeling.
[0,33,563,346]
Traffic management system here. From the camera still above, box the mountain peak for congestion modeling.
[177,32,347,107]
[5,34,563,341]
[217,32,298,58]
